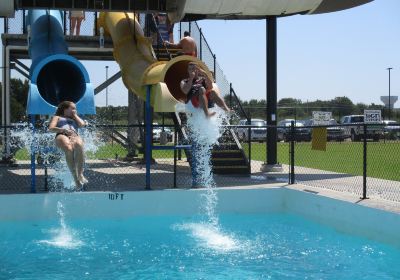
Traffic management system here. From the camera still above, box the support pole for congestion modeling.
[266,17,278,165]
[145,86,152,190]
[387,67,392,120]
[2,42,11,163]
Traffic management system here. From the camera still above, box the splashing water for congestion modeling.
[10,122,102,191]
[38,201,83,249]
[185,104,229,226]
[182,104,240,251]
[173,222,239,252]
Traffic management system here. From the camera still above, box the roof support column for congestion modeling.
[262,16,283,172]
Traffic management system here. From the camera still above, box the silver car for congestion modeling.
[236,119,267,142]
[277,119,311,142]
[383,120,400,140]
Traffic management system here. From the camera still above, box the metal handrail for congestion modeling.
[190,21,249,121]
[230,84,250,121]
[194,22,215,57]
[150,13,173,60]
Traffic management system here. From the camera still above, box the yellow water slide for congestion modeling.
[98,12,212,112]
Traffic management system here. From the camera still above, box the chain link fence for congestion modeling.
[1,123,400,202]
[178,22,232,99]
[288,123,400,201]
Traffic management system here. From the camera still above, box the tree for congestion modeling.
[10,79,29,122]
[330,96,354,117]
[278,98,303,120]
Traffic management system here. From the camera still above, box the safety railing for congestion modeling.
[5,10,97,36]
[1,123,399,202]
[286,122,400,202]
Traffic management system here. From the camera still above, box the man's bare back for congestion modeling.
[165,31,197,57]
[179,37,197,56]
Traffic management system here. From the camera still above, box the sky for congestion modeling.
[1,0,399,108]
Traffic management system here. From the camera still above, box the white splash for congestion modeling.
[174,222,239,252]
[10,122,102,191]
[38,201,83,249]
[185,104,229,225]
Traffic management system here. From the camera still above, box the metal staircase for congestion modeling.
[212,128,250,175]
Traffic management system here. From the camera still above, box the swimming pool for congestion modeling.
[1,187,400,279]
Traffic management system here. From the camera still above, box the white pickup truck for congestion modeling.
[341,115,383,141]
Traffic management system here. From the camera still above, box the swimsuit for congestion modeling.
[55,117,78,138]
[185,77,212,108]
[71,11,84,19]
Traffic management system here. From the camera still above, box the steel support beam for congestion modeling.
[94,71,122,95]
[266,17,278,165]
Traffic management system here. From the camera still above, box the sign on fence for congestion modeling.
[312,111,332,125]
[364,110,382,123]
[312,127,328,151]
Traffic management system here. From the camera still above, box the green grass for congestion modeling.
[15,148,30,160]
[244,142,400,181]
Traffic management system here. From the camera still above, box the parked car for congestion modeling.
[277,119,311,142]
[236,119,267,142]
[340,115,383,141]
[303,119,346,141]
[153,127,173,143]
[383,120,400,140]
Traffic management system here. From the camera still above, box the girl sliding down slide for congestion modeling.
[49,101,88,189]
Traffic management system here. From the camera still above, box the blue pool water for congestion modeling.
[1,212,400,279]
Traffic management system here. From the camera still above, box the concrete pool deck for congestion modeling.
[1,159,400,208]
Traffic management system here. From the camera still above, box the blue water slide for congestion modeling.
[27,10,95,115]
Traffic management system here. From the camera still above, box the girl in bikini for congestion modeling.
[49,101,87,189]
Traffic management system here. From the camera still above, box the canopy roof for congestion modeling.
[167,0,373,21]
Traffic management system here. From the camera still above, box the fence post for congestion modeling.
[44,164,48,192]
[248,122,251,173]
[290,120,295,184]
[63,11,67,35]
[199,28,203,60]
[362,124,368,199]
[173,127,177,188]
[213,54,216,79]
[22,10,26,34]
[94,12,98,36]
[229,83,233,109]
[145,86,152,190]
[30,115,36,193]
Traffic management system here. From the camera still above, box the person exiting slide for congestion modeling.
[49,101,88,189]
[181,63,230,117]
[164,31,197,57]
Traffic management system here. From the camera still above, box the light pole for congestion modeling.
[105,65,109,107]
[387,67,393,120]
